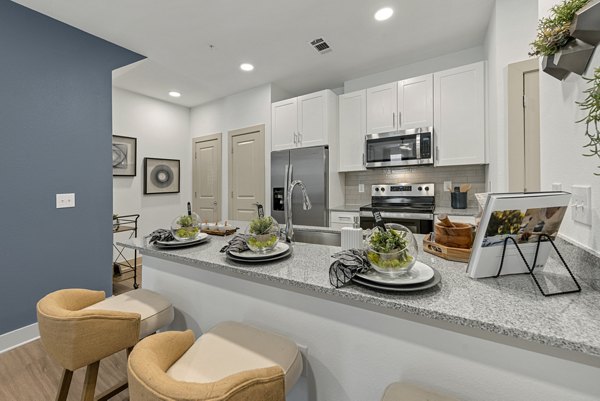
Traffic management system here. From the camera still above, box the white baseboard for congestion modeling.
[0,323,40,354]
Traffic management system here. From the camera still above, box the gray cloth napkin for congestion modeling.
[329,249,370,288]
[220,234,249,253]
[147,229,174,244]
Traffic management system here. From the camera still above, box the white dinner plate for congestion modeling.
[228,242,290,259]
[156,233,209,247]
[355,261,435,286]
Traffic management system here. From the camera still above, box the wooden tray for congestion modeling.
[423,233,472,263]
[201,228,238,236]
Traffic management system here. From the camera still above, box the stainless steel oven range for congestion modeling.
[359,183,435,234]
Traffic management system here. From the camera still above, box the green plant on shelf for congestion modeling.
[577,67,600,175]
[529,0,589,57]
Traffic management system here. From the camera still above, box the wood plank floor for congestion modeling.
[0,266,143,400]
[0,340,130,400]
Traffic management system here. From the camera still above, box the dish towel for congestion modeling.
[329,249,370,288]
[220,234,249,253]
[146,229,174,244]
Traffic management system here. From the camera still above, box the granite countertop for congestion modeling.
[330,204,362,212]
[119,226,600,358]
[434,206,479,216]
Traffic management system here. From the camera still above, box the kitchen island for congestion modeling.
[119,225,600,401]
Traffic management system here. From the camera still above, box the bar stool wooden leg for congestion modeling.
[81,361,100,401]
[56,368,73,401]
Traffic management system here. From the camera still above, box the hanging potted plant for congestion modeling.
[577,67,600,175]
[530,0,595,79]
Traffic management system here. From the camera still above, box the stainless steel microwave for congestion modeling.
[365,127,434,168]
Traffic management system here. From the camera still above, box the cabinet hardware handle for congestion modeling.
[362,153,365,165]
[298,132,302,145]
[392,112,395,128]
[398,112,401,128]
[435,146,439,162]
[293,132,297,144]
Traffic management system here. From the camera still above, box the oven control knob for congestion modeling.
[380,188,385,192]
[375,187,379,192]
[424,186,430,192]
[418,186,423,191]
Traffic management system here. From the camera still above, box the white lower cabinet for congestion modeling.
[434,61,486,166]
[330,211,359,229]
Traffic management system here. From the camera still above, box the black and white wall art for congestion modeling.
[112,135,137,176]
[144,157,180,194]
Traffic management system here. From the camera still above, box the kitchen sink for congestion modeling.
[293,230,341,246]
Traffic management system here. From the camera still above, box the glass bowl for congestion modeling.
[171,213,201,241]
[366,223,418,277]
[245,216,280,253]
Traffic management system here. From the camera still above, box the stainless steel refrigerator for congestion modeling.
[271,146,328,227]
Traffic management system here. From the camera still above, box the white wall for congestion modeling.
[484,0,539,191]
[344,46,486,93]
[112,88,192,252]
[189,84,272,220]
[538,0,600,253]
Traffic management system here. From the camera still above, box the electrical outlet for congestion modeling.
[444,181,452,192]
[571,185,592,225]
[552,183,562,191]
[56,193,75,209]
[358,184,365,193]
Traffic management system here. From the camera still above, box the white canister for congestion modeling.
[341,227,364,250]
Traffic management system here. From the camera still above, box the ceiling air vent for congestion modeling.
[310,38,332,54]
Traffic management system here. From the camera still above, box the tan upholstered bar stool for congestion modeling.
[37,288,174,401]
[128,321,303,401]
[382,382,460,401]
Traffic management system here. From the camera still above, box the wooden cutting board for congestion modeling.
[423,233,472,263]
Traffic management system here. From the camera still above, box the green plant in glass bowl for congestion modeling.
[245,216,280,253]
[366,224,418,276]
[171,213,201,241]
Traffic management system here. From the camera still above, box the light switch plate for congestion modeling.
[358,184,365,193]
[56,193,75,209]
[571,185,592,225]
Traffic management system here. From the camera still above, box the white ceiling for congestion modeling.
[14,0,495,108]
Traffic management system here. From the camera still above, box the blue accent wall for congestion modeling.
[0,0,144,334]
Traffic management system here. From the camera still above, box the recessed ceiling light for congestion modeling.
[169,91,181,98]
[240,63,254,72]
[374,7,394,21]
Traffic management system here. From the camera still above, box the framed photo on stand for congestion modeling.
[112,135,137,176]
[143,157,180,194]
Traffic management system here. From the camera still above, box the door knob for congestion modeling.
[213,201,217,206]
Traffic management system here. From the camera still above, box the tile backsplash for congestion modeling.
[344,165,486,208]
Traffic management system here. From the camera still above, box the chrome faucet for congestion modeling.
[283,165,312,242]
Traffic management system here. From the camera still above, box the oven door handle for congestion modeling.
[359,211,433,220]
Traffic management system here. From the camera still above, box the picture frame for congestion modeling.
[112,135,137,176]
[143,157,180,194]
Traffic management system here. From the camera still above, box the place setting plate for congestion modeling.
[154,233,210,249]
[352,261,441,292]
[226,242,293,263]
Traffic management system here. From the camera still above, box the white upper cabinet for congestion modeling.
[272,90,336,151]
[338,90,366,172]
[398,74,433,130]
[434,61,486,166]
[298,91,328,148]
[272,97,298,151]
[366,82,397,134]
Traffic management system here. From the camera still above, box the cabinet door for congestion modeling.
[366,82,397,134]
[272,98,298,151]
[298,91,327,148]
[434,62,485,166]
[339,90,366,172]
[398,74,433,130]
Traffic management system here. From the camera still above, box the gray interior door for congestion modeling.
[290,146,328,227]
